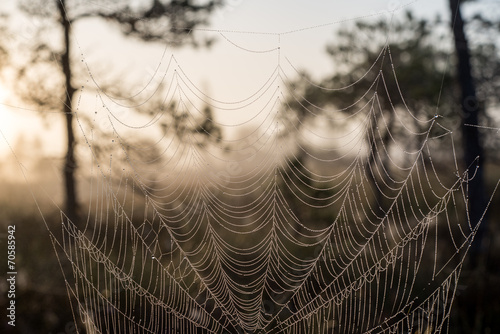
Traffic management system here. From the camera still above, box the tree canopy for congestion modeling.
[6,0,225,224]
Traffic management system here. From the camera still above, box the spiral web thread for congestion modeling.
[32,6,499,334]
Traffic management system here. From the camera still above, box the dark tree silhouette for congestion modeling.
[14,0,224,226]
[449,1,492,333]
[282,12,455,214]
[449,0,487,265]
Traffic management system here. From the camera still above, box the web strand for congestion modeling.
[10,2,498,333]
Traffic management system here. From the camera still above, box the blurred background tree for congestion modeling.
[1,2,225,333]
[12,0,225,227]
[283,12,455,213]
[280,3,500,332]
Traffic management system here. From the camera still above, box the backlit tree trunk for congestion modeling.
[58,0,79,225]
[450,1,488,332]
[449,0,487,264]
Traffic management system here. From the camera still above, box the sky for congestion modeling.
[0,0,451,159]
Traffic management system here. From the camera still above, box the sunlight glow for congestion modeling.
[0,83,64,158]
[0,84,18,148]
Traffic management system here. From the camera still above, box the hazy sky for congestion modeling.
[0,0,450,158]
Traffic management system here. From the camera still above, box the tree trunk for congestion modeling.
[449,1,488,333]
[366,110,394,218]
[57,0,79,225]
[449,0,487,265]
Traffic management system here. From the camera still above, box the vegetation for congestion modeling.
[10,0,225,226]
[0,1,500,333]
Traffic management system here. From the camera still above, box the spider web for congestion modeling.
[13,5,499,334]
